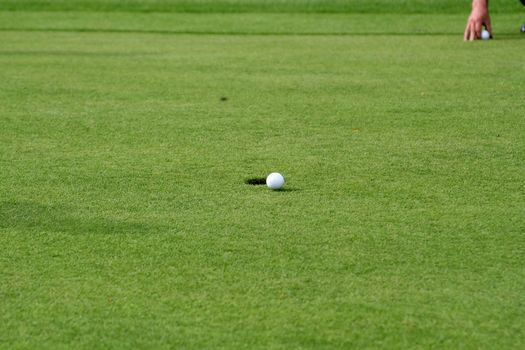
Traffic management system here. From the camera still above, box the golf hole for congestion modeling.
[245,177,266,186]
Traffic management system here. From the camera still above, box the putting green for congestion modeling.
[1,4,524,349]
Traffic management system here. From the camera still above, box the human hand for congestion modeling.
[464,0,492,41]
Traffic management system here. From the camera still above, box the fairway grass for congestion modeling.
[1,8,525,350]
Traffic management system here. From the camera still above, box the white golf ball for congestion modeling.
[266,172,285,190]
[481,29,491,40]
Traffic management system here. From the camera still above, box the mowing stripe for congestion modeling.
[0,27,463,36]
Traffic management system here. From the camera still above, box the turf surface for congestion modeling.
[0,0,523,14]
[1,2,525,349]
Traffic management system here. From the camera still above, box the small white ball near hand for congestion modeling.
[266,172,285,190]
[481,29,491,40]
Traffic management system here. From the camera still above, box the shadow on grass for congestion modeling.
[0,27,463,36]
[0,200,169,234]
[271,187,299,192]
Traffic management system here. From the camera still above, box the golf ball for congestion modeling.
[521,24,525,33]
[266,172,285,190]
[481,29,491,40]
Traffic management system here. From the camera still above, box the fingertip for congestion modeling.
[464,23,472,41]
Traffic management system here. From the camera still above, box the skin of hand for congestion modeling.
[464,0,492,41]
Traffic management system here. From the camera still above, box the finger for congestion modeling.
[484,20,492,33]
[484,19,493,38]
[468,26,476,41]
[474,22,482,40]
[469,29,476,41]
[464,23,471,41]
[465,22,473,41]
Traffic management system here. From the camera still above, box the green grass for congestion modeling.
[1,4,525,350]
[0,0,523,14]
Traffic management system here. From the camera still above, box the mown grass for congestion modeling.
[1,5,525,350]
[0,0,523,13]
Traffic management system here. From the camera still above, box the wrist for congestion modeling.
[472,0,488,9]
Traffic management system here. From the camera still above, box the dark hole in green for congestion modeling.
[245,177,266,185]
